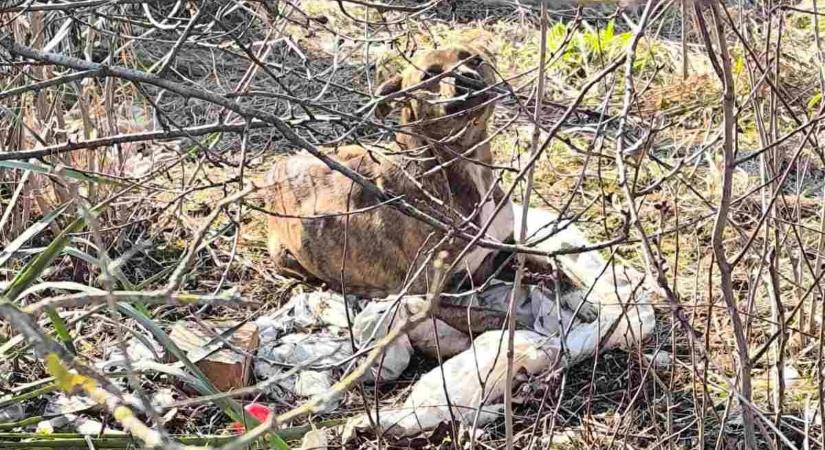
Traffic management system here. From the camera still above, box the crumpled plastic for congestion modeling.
[98,329,165,372]
[253,290,428,410]
[351,301,414,383]
[354,297,471,368]
[343,204,658,438]
[253,291,476,406]
[254,328,353,412]
[344,286,655,438]
[254,291,454,400]
[253,291,361,411]
[259,290,360,333]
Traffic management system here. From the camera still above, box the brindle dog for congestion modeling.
[265,43,516,298]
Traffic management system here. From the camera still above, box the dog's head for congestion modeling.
[375,44,498,141]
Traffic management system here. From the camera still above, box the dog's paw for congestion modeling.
[577,299,600,322]
[563,293,600,323]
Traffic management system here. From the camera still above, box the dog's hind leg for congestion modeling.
[267,232,319,283]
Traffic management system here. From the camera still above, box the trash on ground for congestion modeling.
[168,320,259,391]
[344,285,655,438]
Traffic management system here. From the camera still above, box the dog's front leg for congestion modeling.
[510,203,623,322]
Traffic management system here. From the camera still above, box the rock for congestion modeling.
[168,320,259,392]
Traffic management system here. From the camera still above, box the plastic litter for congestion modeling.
[342,204,658,438]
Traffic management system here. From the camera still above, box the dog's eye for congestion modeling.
[457,50,472,60]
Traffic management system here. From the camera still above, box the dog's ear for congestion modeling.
[374,74,403,120]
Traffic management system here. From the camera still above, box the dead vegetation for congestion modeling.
[1,0,824,449]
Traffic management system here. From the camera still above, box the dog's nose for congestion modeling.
[457,66,482,81]
[454,67,486,92]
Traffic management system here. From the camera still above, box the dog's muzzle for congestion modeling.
[442,67,492,115]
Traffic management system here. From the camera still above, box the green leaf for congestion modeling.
[2,191,122,302]
[733,53,745,77]
[17,245,135,291]
[2,214,87,302]
[2,212,93,355]
[605,20,615,42]
[0,204,69,269]
[808,92,822,112]
[46,308,76,355]
[270,433,291,450]
[0,160,123,186]
[16,281,104,302]
[0,200,118,356]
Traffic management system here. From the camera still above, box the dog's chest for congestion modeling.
[468,165,513,242]
[460,164,514,273]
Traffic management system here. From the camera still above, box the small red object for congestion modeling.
[231,402,273,434]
